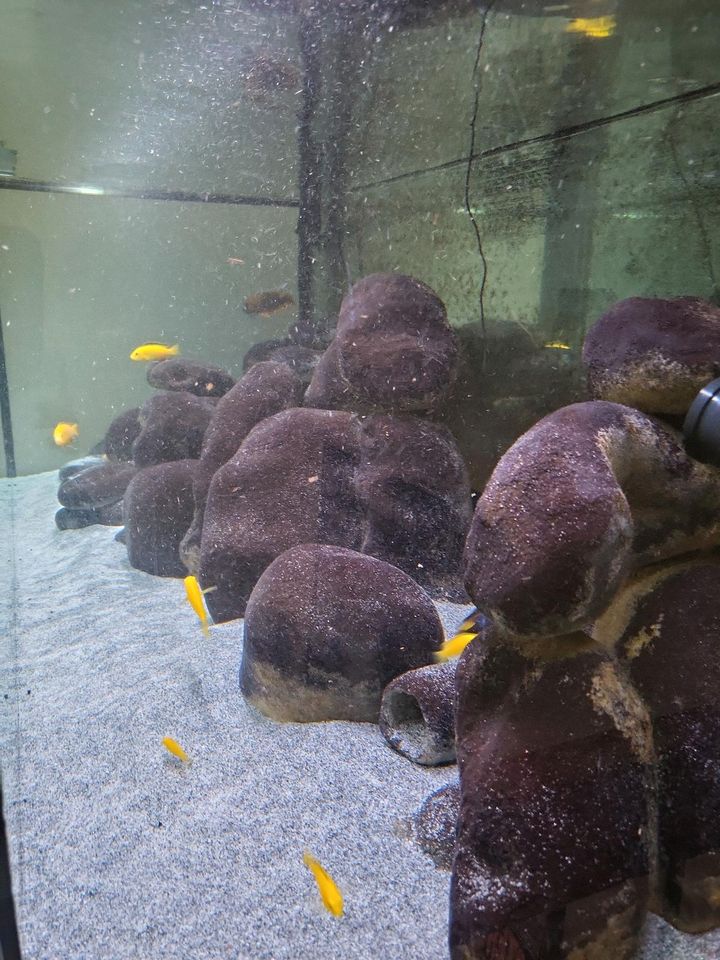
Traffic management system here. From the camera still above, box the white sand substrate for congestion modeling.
[1,470,719,960]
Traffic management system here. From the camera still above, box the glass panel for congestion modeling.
[349,0,720,185]
[0,0,299,196]
[0,190,297,474]
[2,2,720,959]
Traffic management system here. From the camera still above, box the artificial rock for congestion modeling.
[379,660,458,766]
[464,400,720,644]
[132,392,215,468]
[241,544,443,722]
[180,361,304,573]
[103,407,142,462]
[123,460,198,577]
[305,273,458,414]
[583,296,720,415]
[200,407,363,622]
[451,634,654,960]
[200,408,471,622]
[146,357,235,398]
[57,462,137,510]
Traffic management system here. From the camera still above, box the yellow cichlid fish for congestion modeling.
[130,342,180,362]
[457,608,480,633]
[434,630,478,662]
[162,736,190,763]
[303,851,344,917]
[183,575,214,637]
[565,15,616,38]
[53,421,79,447]
[543,341,571,351]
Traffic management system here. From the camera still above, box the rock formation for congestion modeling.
[124,460,198,577]
[146,357,236,398]
[241,543,444,722]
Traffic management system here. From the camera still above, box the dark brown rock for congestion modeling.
[58,456,105,482]
[583,297,720,414]
[54,502,124,530]
[242,337,290,371]
[243,340,322,384]
[199,407,471,622]
[147,357,235,398]
[606,561,720,934]
[303,338,347,408]
[124,460,198,577]
[58,462,137,509]
[356,415,472,599]
[305,273,458,414]
[104,408,141,462]
[101,501,126,526]
[464,401,720,644]
[132,392,215,468]
[241,544,443,722]
[379,660,458,765]
[267,344,322,385]
[180,361,304,574]
[451,634,654,960]
[200,407,364,622]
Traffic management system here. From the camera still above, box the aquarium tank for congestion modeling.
[2,0,720,958]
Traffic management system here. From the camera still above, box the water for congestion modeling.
[1,1,720,958]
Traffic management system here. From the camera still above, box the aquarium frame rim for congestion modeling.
[0,178,300,208]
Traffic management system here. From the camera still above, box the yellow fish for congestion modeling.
[543,341,572,350]
[130,342,180,362]
[53,421,79,447]
[183,575,214,637]
[457,608,480,633]
[434,630,479,662]
[162,736,190,763]
[565,15,616,38]
[303,851,344,917]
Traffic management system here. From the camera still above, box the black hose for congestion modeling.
[0,178,298,208]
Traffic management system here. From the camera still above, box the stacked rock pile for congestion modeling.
[56,279,720,959]
[399,295,720,959]
[56,274,472,704]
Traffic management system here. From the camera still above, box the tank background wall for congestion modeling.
[0,0,300,195]
[0,193,297,476]
[347,0,720,339]
[0,0,300,476]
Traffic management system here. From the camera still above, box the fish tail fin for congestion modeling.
[201,620,211,638]
[170,344,180,355]
[302,850,314,868]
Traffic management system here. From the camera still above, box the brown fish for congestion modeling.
[244,290,296,317]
